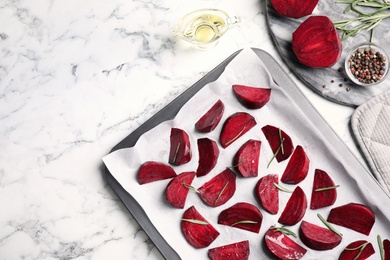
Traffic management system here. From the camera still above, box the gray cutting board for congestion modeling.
[266,0,390,107]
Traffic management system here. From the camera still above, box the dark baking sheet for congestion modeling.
[104,48,390,259]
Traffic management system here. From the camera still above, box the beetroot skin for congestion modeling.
[292,16,342,68]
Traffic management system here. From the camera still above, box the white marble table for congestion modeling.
[0,0,364,259]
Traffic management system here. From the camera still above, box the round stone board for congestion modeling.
[265,0,390,107]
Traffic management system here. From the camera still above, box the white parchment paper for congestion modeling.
[103,49,390,260]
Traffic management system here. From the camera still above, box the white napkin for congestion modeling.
[352,90,390,195]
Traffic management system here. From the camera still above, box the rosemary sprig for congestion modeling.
[182,219,209,225]
[378,235,385,260]
[214,182,229,205]
[333,0,390,41]
[270,225,297,238]
[317,213,343,237]
[315,185,340,192]
[273,182,293,193]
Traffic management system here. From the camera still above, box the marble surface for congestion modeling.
[267,0,390,107]
[0,0,367,259]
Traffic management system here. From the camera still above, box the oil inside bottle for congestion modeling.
[173,9,240,49]
[184,14,226,44]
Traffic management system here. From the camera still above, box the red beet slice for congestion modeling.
[165,171,196,208]
[271,0,319,18]
[198,168,236,207]
[384,239,390,260]
[339,240,375,260]
[278,186,307,226]
[196,138,219,177]
[261,125,293,163]
[137,161,176,184]
[327,203,375,235]
[299,220,342,250]
[195,99,225,133]
[255,174,279,214]
[181,206,219,248]
[168,128,192,166]
[208,240,250,260]
[265,226,307,260]
[220,112,257,148]
[310,169,337,209]
[232,84,271,109]
[218,202,263,233]
[233,139,261,177]
[281,145,310,184]
[292,16,342,68]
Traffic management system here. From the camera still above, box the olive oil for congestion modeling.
[184,14,226,44]
[173,9,240,49]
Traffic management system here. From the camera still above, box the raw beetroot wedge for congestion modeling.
[195,99,225,133]
[169,127,192,166]
[278,186,307,226]
[327,203,375,235]
[262,125,293,163]
[255,174,279,214]
[198,168,236,207]
[165,171,196,208]
[181,206,219,248]
[281,145,310,184]
[196,138,219,177]
[233,139,261,177]
[232,84,271,109]
[299,220,342,250]
[384,239,390,260]
[218,202,263,233]
[208,240,250,260]
[310,169,338,209]
[265,226,307,259]
[271,0,319,18]
[339,240,375,260]
[220,112,257,148]
[137,161,176,184]
[292,16,342,68]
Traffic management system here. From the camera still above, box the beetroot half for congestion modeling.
[339,240,375,260]
[292,16,342,68]
[220,112,257,148]
[271,0,319,18]
[265,226,307,259]
[255,174,279,215]
[168,128,192,165]
[195,99,225,133]
[218,202,263,233]
[310,169,337,209]
[198,168,236,207]
[278,186,307,226]
[181,206,219,248]
[233,139,261,177]
[208,240,250,260]
[327,202,375,235]
[281,145,310,184]
[137,161,176,184]
[299,220,342,250]
[232,84,271,109]
[165,171,196,208]
[196,138,219,177]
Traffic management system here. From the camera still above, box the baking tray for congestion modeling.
[104,48,390,259]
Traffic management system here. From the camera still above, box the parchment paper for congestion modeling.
[103,48,390,259]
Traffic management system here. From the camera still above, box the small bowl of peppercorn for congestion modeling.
[345,42,389,86]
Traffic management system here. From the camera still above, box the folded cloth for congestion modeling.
[351,90,390,195]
